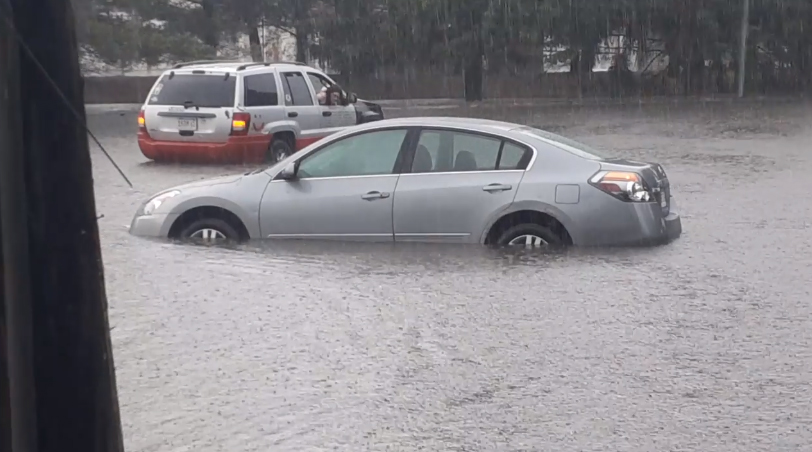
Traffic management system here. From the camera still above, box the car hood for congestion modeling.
[173,173,246,191]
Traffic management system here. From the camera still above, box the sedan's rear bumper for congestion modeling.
[661,210,683,243]
[574,198,682,247]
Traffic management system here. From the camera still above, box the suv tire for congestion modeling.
[267,138,294,163]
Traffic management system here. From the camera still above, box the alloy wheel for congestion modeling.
[508,234,548,248]
[189,228,227,241]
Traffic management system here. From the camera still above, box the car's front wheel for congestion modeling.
[178,218,240,244]
[496,223,562,248]
[267,138,294,163]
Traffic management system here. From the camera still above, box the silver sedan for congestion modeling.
[129,117,682,247]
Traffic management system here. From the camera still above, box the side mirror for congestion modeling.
[348,92,358,104]
[276,162,297,181]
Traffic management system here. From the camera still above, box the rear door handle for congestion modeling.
[287,112,298,118]
[322,111,332,117]
[482,183,512,192]
[361,191,390,200]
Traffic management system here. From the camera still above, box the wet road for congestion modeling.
[89,99,812,451]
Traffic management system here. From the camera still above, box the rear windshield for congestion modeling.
[148,74,236,108]
[515,126,608,160]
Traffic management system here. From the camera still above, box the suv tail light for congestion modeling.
[589,171,651,202]
[138,109,146,129]
[230,112,251,136]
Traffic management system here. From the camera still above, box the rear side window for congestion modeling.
[243,73,278,106]
[148,74,236,108]
[498,142,533,170]
[281,72,314,106]
[412,129,502,172]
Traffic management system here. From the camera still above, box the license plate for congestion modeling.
[660,189,669,207]
[177,118,197,131]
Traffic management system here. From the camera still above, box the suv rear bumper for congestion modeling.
[138,131,271,163]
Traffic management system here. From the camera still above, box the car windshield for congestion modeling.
[515,126,609,160]
[148,74,236,108]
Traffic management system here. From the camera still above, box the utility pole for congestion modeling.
[0,0,125,451]
[737,0,750,97]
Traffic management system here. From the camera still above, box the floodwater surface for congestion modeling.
[90,98,812,451]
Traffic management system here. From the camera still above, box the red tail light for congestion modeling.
[138,110,146,129]
[230,112,251,136]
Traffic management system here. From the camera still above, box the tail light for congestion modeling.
[589,171,651,202]
[230,112,251,136]
[138,110,146,129]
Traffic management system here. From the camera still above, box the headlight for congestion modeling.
[143,190,180,215]
[589,171,651,202]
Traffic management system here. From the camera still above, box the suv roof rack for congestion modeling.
[236,60,308,71]
[172,59,245,69]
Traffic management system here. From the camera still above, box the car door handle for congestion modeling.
[361,191,390,200]
[322,111,332,117]
[482,183,512,192]
[287,112,298,118]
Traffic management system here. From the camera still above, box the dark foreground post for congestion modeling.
[0,0,125,450]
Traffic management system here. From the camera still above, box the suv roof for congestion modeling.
[168,60,312,73]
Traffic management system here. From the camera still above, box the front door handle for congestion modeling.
[361,191,390,200]
[287,112,298,118]
[322,111,332,117]
[482,183,512,192]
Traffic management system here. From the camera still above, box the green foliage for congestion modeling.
[77,0,812,92]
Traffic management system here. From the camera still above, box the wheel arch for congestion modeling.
[482,202,578,245]
[262,120,301,138]
[168,205,250,241]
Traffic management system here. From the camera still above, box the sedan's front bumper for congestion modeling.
[129,213,178,238]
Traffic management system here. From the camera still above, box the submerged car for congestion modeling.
[129,117,682,247]
[137,60,384,164]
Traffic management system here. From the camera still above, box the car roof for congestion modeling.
[346,117,601,156]
[353,116,524,133]
[165,61,322,75]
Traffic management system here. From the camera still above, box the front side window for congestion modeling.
[281,72,314,106]
[297,129,408,179]
[412,129,502,173]
[307,72,333,91]
[148,74,236,108]
[243,73,279,107]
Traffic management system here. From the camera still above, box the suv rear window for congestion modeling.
[148,74,236,108]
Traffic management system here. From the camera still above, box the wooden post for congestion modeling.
[0,0,125,450]
[0,1,37,450]
[737,0,750,97]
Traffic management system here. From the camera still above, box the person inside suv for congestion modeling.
[317,83,346,106]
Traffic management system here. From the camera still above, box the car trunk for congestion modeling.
[143,73,237,143]
[599,158,671,215]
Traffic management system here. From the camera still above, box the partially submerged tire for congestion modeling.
[178,218,240,244]
[267,138,294,163]
[496,223,562,248]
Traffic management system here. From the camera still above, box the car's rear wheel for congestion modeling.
[496,223,562,248]
[267,138,294,163]
[178,218,240,244]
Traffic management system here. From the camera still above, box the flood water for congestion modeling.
[90,98,812,451]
